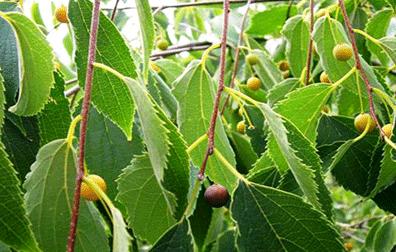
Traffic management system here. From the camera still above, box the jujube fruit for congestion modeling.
[55,5,69,24]
[204,184,229,208]
[354,113,376,133]
[237,121,246,134]
[278,60,289,71]
[320,72,331,83]
[81,174,107,201]
[382,123,393,138]
[333,43,353,61]
[246,53,259,65]
[157,39,169,50]
[246,76,261,91]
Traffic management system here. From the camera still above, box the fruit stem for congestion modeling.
[304,0,315,86]
[353,29,382,47]
[372,88,396,111]
[338,0,385,138]
[331,67,356,89]
[67,1,101,251]
[93,62,125,80]
[198,0,230,180]
[213,148,247,182]
[82,176,114,220]
[66,115,82,148]
[224,86,260,107]
[187,134,208,154]
[183,179,203,217]
[353,121,371,143]
[200,43,221,69]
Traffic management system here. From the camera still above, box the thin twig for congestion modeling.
[67,1,101,251]
[304,0,314,85]
[198,0,230,180]
[338,0,384,136]
[220,0,252,115]
[110,0,120,21]
[151,44,211,59]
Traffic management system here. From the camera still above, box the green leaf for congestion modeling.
[282,15,310,78]
[0,73,4,130]
[365,8,393,65]
[111,207,131,252]
[150,219,194,252]
[250,50,283,91]
[173,61,237,191]
[247,151,280,187]
[0,16,19,106]
[86,107,143,200]
[154,59,184,85]
[210,229,237,252]
[135,0,155,81]
[246,5,297,36]
[231,180,343,251]
[37,72,71,145]
[1,12,54,115]
[362,220,383,251]
[369,145,396,197]
[267,78,300,105]
[258,103,320,209]
[69,0,136,140]
[367,219,396,252]
[275,84,334,142]
[379,37,396,65]
[24,140,109,252]
[117,154,176,244]
[0,144,40,252]
[229,131,258,173]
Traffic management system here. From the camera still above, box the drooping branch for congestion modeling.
[304,0,314,85]
[67,0,101,251]
[198,0,230,180]
[338,0,384,136]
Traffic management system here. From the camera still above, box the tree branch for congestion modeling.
[304,0,314,85]
[198,0,230,180]
[110,0,120,21]
[67,1,101,251]
[338,0,384,136]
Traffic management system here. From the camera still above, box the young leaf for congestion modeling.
[231,180,343,251]
[282,15,310,77]
[275,84,334,142]
[173,61,238,191]
[135,0,155,81]
[117,154,176,244]
[0,12,54,115]
[24,140,109,252]
[0,144,40,252]
[37,72,71,145]
[150,219,194,252]
[69,0,136,140]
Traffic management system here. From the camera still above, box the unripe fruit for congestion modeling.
[382,123,393,138]
[278,60,289,71]
[204,184,229,208]
[237,121,246,134]
[246,76,261,91]
[81,174,107,201]
[333,43,353,61]
[246,53,259,65]
[322,105,330,113]
[320,72,331,83]
[344,242,353,251]
[157,39,169,50]
[282,70,290,79]
[354,113,376,133]
[55,5,69,24]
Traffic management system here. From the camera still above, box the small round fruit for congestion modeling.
[282,70,290,79]
[156,39,169,50]
[333,43,353,61]
[354,113,376,133]
[81,174,107,201]
[204,184,229,208]
[322,105,330,113]
[247,76,261,91]
[278,60,289,71]
[55,5,69,24]
[382,123,393,138]
[246,53,259,65]
[344,242,353,251]
[236,121,246,134]
[320,72,331,83]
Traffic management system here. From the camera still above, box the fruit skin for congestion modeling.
[278,60,289,71]
[55,5,69,24]
[322,105,330,113]
[354,113,376,133]
[246,76,261,91]
[246,53,260,65]
[157,39,169,50]
[236,121,246,134]
[81,174,107,201]
[320,72,331,83]
[282,70,290,79]
[333,43,353,61]
[382,123,393,138]
[344,242,353,251]
[204,184,229,208]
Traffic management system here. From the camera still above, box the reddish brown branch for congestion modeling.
[338,0,384,136]
[67,0,101,251]
[304,0,314,85]
[198,0,230,180]
[111,0,120,21]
